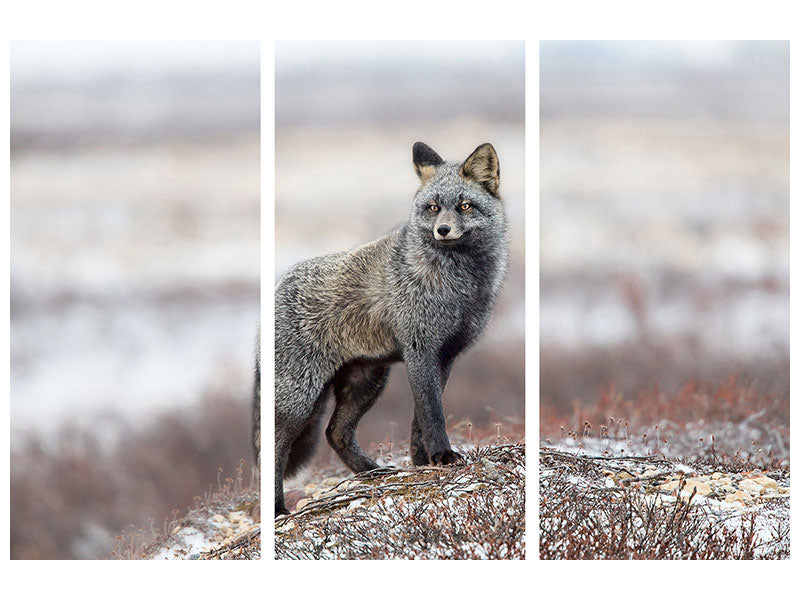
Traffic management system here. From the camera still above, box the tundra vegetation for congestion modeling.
[540,378,790,560]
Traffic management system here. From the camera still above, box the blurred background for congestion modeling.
[276,41,525,501]
[10,41,260,558]
[540,41,789,416]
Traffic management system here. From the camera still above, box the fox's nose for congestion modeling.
[437,224,451,236]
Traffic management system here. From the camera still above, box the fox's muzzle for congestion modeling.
[433,212,462,241]
[433,225,462,242]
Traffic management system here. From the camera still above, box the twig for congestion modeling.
[540,448,672,466]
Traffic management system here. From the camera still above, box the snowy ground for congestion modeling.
[540,443,789,559]
[141,488,260,560]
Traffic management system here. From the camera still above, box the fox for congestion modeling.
[259,141,508,515]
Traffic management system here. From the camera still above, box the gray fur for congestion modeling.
[260,142,508,515]
[253,331,260,467]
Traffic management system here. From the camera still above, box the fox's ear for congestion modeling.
[412,142,444,182]
[460,143,500,196]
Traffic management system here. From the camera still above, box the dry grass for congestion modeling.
[541,344,789,417]
[11,390,257,560]
[541,376,789,466]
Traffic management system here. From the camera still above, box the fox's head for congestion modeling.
[410,142,503,248]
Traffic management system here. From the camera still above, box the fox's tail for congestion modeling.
[252,344,260,467]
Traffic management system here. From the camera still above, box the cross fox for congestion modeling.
[259,141,508,515]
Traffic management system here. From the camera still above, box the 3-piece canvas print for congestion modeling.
[9,40,789,560]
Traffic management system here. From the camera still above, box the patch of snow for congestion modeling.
[151,527,214,560]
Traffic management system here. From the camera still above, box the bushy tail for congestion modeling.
[252,340,260,466]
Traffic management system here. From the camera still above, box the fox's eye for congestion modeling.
[460,202,472,211]
[429,205,439,213]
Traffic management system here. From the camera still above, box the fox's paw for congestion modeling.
[430,448,462,466]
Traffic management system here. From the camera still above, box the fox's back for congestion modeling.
[276,233,400,364]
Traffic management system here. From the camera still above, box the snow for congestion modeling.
[151,527,213,560]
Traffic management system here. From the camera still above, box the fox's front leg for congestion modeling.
[409,412,430,465]
[405,352,460,466]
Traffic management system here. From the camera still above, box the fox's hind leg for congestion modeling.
[285,388,330,477]
[275,383,330,516]
[326,362,390,473]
